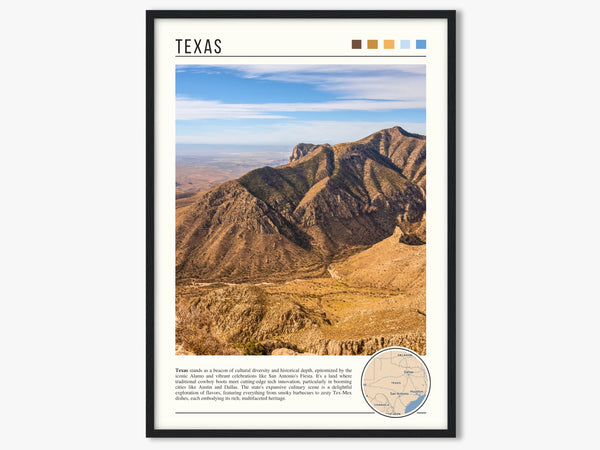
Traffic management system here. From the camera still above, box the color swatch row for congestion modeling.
[351,39,426,50]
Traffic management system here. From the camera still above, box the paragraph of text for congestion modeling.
[174,367,353,402]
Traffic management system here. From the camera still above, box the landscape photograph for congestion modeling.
[175,65,427,356]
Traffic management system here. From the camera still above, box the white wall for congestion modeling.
[1,1,599,448]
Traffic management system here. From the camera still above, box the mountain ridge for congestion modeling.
[176,126,426,282]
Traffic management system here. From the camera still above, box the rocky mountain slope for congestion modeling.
[328,224,426,295]
[176,126,426,282]
[176,277,426,356]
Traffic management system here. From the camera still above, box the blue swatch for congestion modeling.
[400,39,410,49]
[416,40,427,49]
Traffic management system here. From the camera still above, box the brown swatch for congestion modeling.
[351,40,361,49]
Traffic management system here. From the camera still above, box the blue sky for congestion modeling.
[176,65,425,146]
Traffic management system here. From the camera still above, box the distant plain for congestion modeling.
[176,144,289,197]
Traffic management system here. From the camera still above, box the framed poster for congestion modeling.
[147,10,456,437]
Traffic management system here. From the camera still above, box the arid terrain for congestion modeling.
[176,144,289,203]
[175,126,426,356]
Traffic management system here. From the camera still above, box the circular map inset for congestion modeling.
[361,347,430,417]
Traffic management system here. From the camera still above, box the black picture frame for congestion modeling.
[147,9,456,438]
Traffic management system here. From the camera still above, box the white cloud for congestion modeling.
[178,64,425,102]
[176,98,425,120]
[225,64,426,77]
[179,64,425,76]
[175,66,426,144]
[319,75,425,101]
[233,65,425,100]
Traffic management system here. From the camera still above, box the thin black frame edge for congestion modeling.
[145,8,156,439]
[146,10,456,19]
[146,9,456,438]
[148,429,454,438]
[446,9,457,439]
